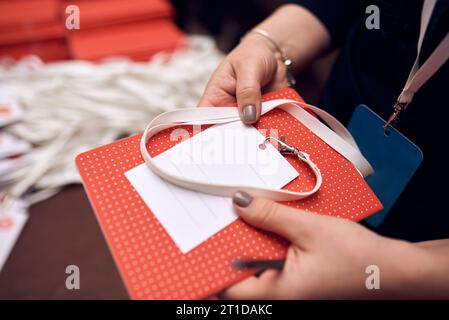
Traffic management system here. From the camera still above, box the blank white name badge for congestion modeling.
[348,105,423,227]
[126,121,298,253]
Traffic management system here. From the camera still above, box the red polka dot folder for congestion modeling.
[76,88,383,299]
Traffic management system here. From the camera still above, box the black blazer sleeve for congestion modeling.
[291,0,366,46]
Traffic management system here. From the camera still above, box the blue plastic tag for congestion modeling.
[348,105,423,227]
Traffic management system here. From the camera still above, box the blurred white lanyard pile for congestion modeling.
[0,36,223,204]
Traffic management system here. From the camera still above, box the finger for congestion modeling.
[197,94,216,107]
[233,59,264,124]
[232,191,324,247]
[198,81,235,107]
[198,62,236,107]
[222,270,280,300]
[198,87,236,107]
[264,60,290,92]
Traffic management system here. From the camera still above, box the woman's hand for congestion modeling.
[197,4,332,124]
[225,191,436,299]
[198,34,289,124]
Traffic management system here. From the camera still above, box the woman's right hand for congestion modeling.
[198,3,332,124]
[198,34,289,124]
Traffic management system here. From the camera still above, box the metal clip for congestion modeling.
[384,100,407,134]
[259,135,308,160]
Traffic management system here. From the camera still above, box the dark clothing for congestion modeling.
[294,0,449,241]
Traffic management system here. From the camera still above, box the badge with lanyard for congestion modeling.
[348,0,449,227]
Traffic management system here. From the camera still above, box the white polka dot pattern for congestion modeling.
[76,88,383,300]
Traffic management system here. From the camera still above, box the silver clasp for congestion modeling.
[259,135,309,160]
[384,100,408,134]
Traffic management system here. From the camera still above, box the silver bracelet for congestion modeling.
[247,28,296,87]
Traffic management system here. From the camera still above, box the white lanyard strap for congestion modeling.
[140,99,373,201]
[386,0,449,128]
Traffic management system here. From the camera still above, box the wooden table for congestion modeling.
[0,185,128,299]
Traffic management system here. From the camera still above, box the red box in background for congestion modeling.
[0,0,184,62]
[0,22,65,47]
[0,39,70,62]
[65,0,173,29]
[0,0,60,29]
[68,20,185,61]
[0,0,68,61]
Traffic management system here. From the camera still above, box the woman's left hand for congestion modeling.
[224,191,429,299]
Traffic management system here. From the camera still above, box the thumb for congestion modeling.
[232,191,322,247]
[234,60,264,124]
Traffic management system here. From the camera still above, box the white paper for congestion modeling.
[0,197,28,272]
[126,121,298,253]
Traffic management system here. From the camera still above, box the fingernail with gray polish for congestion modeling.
[242,105,257,124]
[233,191,253,207]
